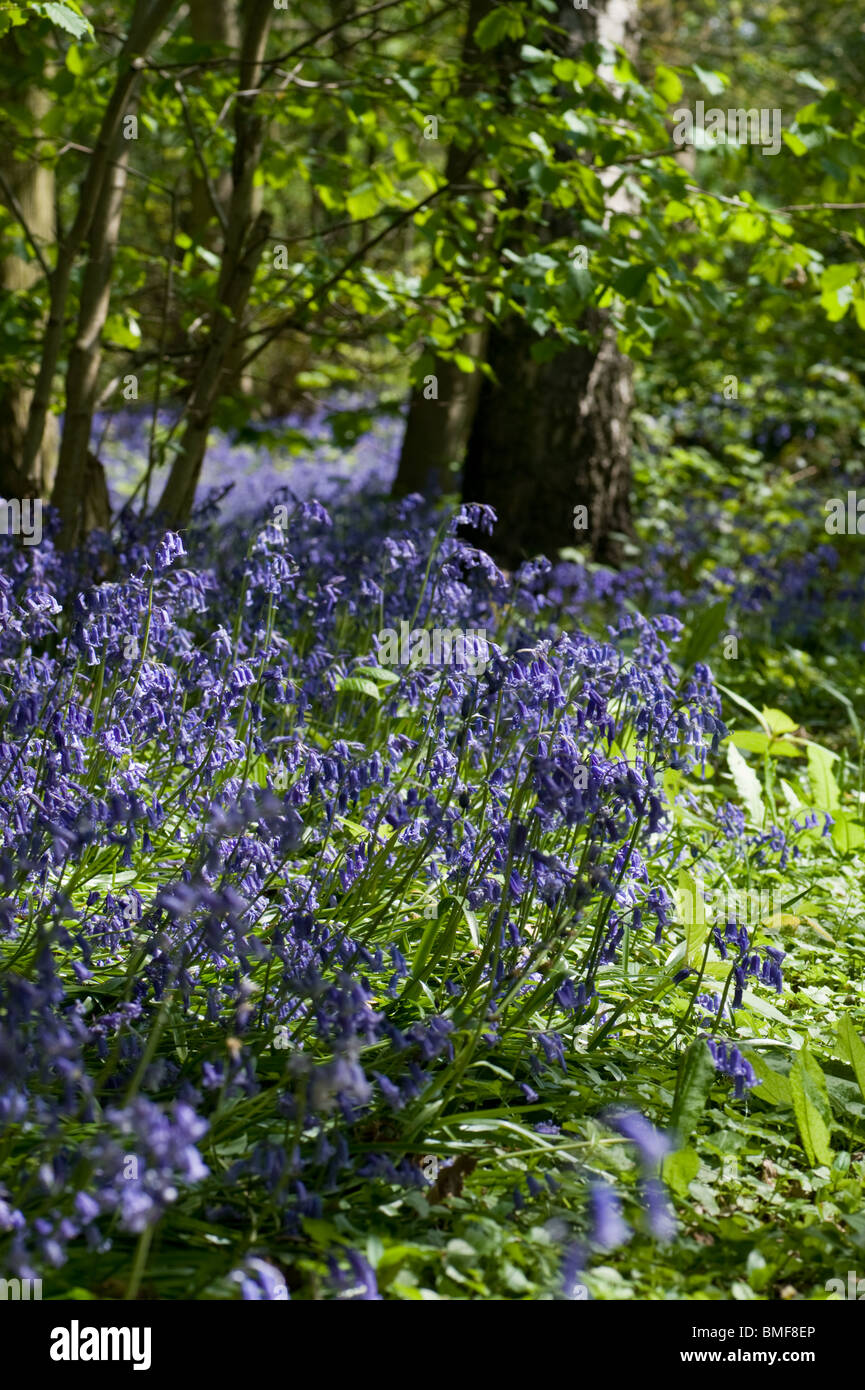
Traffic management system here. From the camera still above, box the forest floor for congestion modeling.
[2,408,865,1300]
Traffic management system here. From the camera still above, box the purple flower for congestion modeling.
[234,1257,289,1300]
[589,1182,631,1250]
[604,1109,673,1169]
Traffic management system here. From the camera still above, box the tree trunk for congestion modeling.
[461,0,639,566]
[462,309,633,565]
[22,0,176,488]
[186,0,238,246]
[393,327,488,498]
[0,37,57,498]
[157,0,273,526]
[52,132,134,548]
[391,0,495,498]
[156,209,272,524]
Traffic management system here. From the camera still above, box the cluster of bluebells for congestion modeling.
[712,923,785,1004]
[0,466,784,1295]
[693,923,787,1095]
[705,1040,760,1099]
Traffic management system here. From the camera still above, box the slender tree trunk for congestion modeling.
[156,209,272,524]
[0,39,57,497]
[391,0,494,498]
[461,0,639,566]
[157,0,273,525]
[22,0,176,485]
[186,0,238,246]
[52,130,135,547]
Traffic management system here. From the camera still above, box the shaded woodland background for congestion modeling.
[0,0,863,559]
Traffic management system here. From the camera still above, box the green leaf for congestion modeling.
[409,910,443,981]
[726,741,764,827]
[741,988,789,1026]
[346,185,381,221]
[453,352,476,374]
[820,264,858,321]
[831,811,865,853]
[761,707,798,736]
[104,313,141,350]
[334,676,382,701]
[742,1050,792,1107]
[635,307,665,339]
[727,726,768,759]
[676,868,706,967]
[692,63,726,96]
[678,599,727,673]
[39,2,92,38]
[716,684,771,736]
[352,665,399,685]
[671,1040,716,1142]
[806,741,840,813]
[654,64,683,105]
[782,130,809,157]
[613,262,651,299]
[474,6,524,51]
[837,1016,865,1105]
[439,894,480,948]
[662,1145,699,1198]
[790,1046,833,1167]
[795,70,827,94]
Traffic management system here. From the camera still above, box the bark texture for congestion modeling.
[52,134,134,547]
[23,0,176,493]
[0,39,58,497]
[462,309,633,565]
[391,0,495,498]
[157,0,274,526]
[461,0,639,566]
[186,0,238,245]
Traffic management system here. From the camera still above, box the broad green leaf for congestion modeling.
[806,742,840,813]
[726,741,764,826]
[837,1016,865,1105]
[741,988,789,1026]
[676,868,706,967]
[678,599,727,674]
[654,64,683,105]
[346,185,381,221]
[831,811,864,853]
[352,665,399,685]
[474,6,524,50]
[692,63,726,96]
[65,42,85,73]
[335,676,382,700]
[40,2,92,39]
[761,707,798,736]
[790,1046,833,1166]
[795,70,827,93]
[743,1050,792,1107]
[671,1040,716,1142]
[662,1145,699,1198]
[730,730,770,755]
